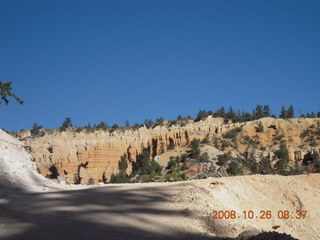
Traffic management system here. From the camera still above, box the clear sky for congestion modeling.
[1,0,319,131]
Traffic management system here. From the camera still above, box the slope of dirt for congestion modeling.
[0,130,80,197]
[171,174,320,239]
[0,174,319,240]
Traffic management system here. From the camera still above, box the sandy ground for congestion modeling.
[1,174,320,240]
[1,130,320,240]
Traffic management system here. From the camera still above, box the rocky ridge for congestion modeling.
[16,117,320,184]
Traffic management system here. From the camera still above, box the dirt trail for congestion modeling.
[0,174,319,240]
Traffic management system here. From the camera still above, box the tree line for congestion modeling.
[195,104,320,123]
[26,104,320,136]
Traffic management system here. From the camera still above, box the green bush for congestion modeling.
[223,127,242,139]
[217,154,230,166]
[259,157,272,174]
[133,148,163,177]
[110,171,130,183]
[255,122,264,133]
[165,167,187,182]
[227,161,243,176]
[189,139,201,159]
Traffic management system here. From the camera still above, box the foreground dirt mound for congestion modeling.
[170,174,320,239]
[0,130,59,196]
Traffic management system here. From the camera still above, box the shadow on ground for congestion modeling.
[0,184,235,240]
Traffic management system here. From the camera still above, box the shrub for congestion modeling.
[220,140,230,150]
[159,142,165,154]
[259,157,272,174]
[31,122,43,136]
[166,156,179,169]
[87,178,95,185]
[201,134,210,144]
[217,154,230,166]
[199,152,209,162]
[167,141,175,150]
[165,167,187,182]
[227,161,243,176]
[110,171,130,183]
[255,122,264,133]
[300,130,310,139]
[223,127,242,139]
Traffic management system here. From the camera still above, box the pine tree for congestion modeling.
[287,105,295,118]
[60,117,73,131]
[255,105,263,118]
[177,115,183,120]
[118,154,128,172]
[279,105,287,119]
[31,122,43,135]
[263,105,270,117]
[0,81,24,105]
[189,139,201,159]
[125,120,130,128]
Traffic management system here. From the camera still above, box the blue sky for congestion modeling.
[1,0,319,131]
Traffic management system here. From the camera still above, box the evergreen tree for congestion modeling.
[306,112,316,118]
[125,120,130,128]
[263,105,271,117]
[156,117,164,125]
[195,110,208,121]
[217,154,228,166]
[96,121,108,130]
[287,105,295,118]
[31,122,43,136]
[279,105,287,119]
[259,157,272,174]
[144,119,153,128]
[0,81,24,105]
[189,139,201,159]
[226,107,236,122]
[255,105,263,119]
[213,107,226,118]
[274,141,290,175]
[133,148,162,176]
[132,123,140,129]
[112,123,120,129]
[110,154,130,183]
[60,117,73,131]
[118,154,128,172]
[227,161,243,176]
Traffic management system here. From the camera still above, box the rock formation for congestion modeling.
[18,117,320,184]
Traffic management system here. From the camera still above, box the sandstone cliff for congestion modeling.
[19,117,320,184]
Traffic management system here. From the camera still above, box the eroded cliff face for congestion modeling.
[20,117,320,184]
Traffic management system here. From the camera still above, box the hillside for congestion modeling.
[14,117,320,184]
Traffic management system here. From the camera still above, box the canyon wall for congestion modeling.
[20,117,320,184]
